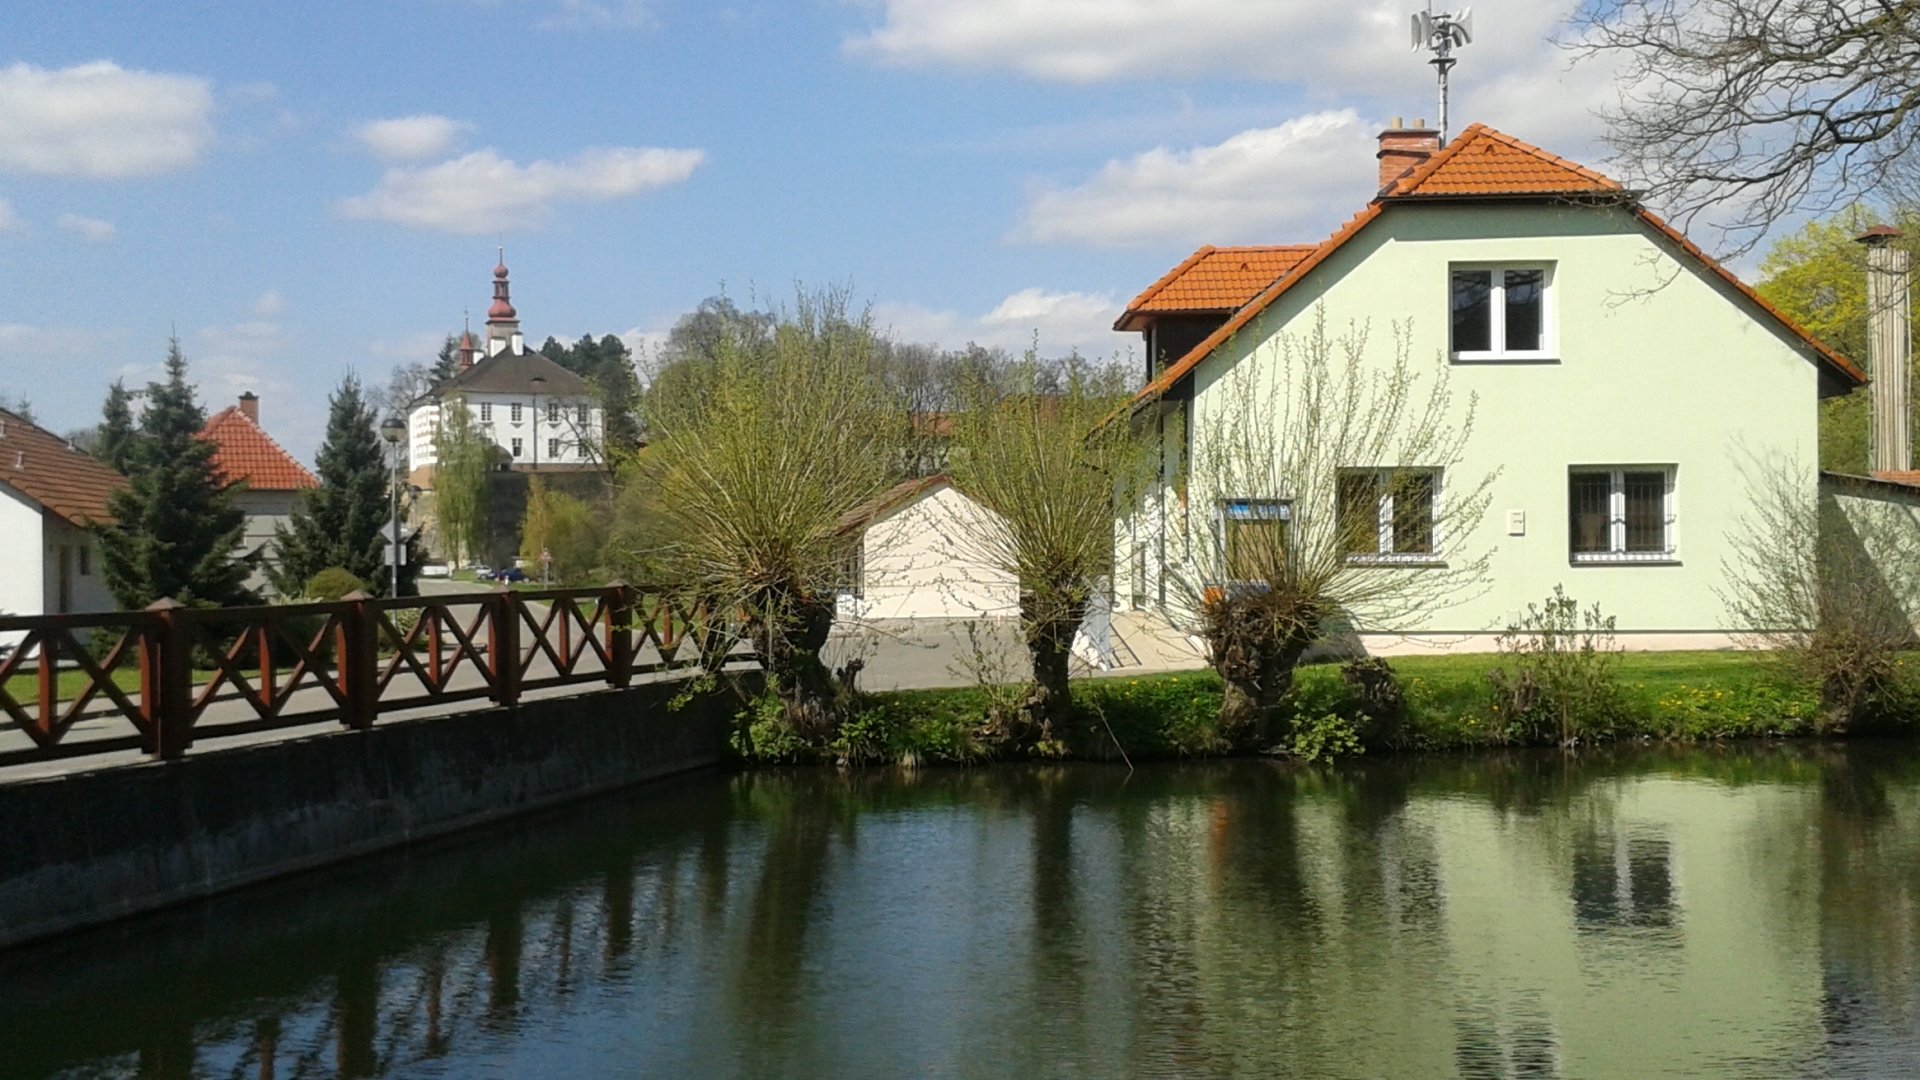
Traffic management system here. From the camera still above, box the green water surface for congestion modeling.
[5,746,1920,1078]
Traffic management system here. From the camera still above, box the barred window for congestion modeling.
[1336,469,1439,560]
[1570,467,1675,561]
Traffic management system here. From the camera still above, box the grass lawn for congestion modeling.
[1315,649,1781,689]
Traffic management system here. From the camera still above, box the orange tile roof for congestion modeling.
[1873,470,1920,488]
[0,409,128,526]
[1117,245,1317,331]
[199,407,317,492]
[1117,122,1865,418]
[1386,124,1622,198]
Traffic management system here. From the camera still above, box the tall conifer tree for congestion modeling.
[97,340,254,608]
[270,374,418,596]
[94,379,138,474]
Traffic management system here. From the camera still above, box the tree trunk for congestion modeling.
[1022,592,1085,743]
[757,592,839,740]
[1203,593,1315,749]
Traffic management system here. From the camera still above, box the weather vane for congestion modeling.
[1411,5,1473,142]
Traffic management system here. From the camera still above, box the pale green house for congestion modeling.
[1113,122,1869,651]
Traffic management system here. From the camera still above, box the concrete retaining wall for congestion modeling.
[0,677,752,950]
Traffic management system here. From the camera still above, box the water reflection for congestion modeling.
[6,746,1920,1077]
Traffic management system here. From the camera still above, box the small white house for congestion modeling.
[199,393,317,597]
[0,410,124,650]
[836,476,1018,621]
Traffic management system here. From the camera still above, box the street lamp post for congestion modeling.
[380,416,407,596]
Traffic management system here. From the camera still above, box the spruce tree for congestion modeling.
[430,334,459,385]
[94,379,138,474]
[270,374,418,596]
[97,340,254,608]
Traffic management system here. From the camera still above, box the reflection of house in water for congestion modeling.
[1571,830,1675,932]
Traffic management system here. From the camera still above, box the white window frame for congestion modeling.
[1450,261,1555,362]
[1339,468,1446,565]
[546,402,560,423]
[547,437,561,459]
[576,403,589,424]
[478,402,492,423]
[1569,466,1677,564]
[510,437,524,459]
[510,403,524,423]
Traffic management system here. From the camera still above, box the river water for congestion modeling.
[6,747,1920,1078]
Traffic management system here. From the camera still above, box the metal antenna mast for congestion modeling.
[1411,6,1473,142]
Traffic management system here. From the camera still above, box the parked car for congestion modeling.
[494,567,528,583]
[419,562,451,578]
[469,564,493,581]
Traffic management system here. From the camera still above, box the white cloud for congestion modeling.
[0,323,125,357]
[851,1,1544,84]
[55,213,115,244]
[1017,111,1374,248]
[338,146,707,233]
[0,61,214,177]
[353,114,471,163]
[875,286,1125,360]
[251,290,286,317]
[851,1,1625,166]
[540,0,655,29]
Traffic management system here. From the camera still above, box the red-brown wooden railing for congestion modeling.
[0,585,751,768]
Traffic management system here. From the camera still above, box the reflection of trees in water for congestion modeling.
[1813,745,1920,1064]
[26,747,1920,1078]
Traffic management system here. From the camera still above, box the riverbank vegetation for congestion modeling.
[732,647,1918,768]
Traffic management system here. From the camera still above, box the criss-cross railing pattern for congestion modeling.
[0,611,161,761]
[0,585,752,768]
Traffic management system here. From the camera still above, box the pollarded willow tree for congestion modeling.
[637,288,904,738]
[1720,457,1920,730]
[1168,313,1497,744]
[944,353,1152,742]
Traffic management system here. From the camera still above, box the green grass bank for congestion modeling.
[736,650,1920,766]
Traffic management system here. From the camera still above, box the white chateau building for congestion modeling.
[405,255,603,489]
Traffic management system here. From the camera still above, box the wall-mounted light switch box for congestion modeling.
[1507,510,1526,536]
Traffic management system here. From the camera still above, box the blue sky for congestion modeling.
[1,1,1624,461]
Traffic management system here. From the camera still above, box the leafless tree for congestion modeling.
[1573,0,1920,257]
[1162,313,1498,744]
[1720,457,1920,729]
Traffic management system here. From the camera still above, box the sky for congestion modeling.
[0,0,1637,462]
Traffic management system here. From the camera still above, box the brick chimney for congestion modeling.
[238,391,259,424]
[1378,117,1442,192]
[1858,226,1912,474]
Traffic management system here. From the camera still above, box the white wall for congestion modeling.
[409,392,604,480]
[851,484,1019,620]
[1,488,45,649]
[41,515,114,616]
[235,488,300,597]
[1121,201,1830,649]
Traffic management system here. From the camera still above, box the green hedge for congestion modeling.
[731,651,1920,767]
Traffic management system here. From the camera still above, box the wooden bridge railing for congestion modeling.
[0,584,751,768]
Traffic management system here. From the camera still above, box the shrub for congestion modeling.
[1340,656,1406,745]
[304,567,367,602]
[1487,587,1630,745]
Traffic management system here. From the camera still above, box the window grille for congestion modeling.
[1570,467,1676,561]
